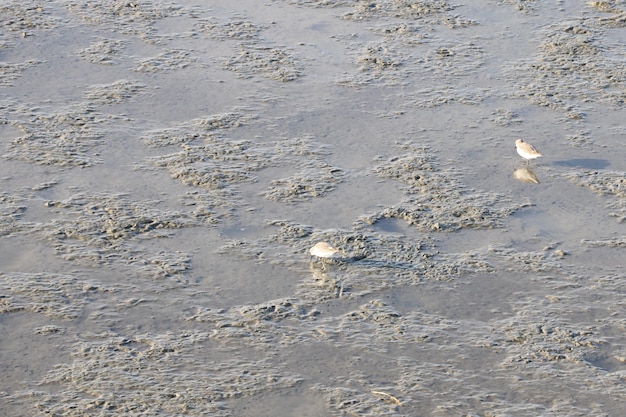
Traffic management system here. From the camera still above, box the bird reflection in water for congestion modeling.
[513,166,540,184]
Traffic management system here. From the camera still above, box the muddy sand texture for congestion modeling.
[1,1,625,416]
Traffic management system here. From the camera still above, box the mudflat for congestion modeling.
[1,1,625,416]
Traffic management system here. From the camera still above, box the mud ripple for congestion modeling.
[34,192,195,280]
[0,272,109,319]
[264,162,344,203]
[21,331,303,416]
[223,43,302,82]
[0,60,41,87]
[146,124,340,203]
[565,169,625,198]
[135,49,196,72]
[566,169,625,224]
[84,79,146,105]
[342,0,454,21]
[66,0,189,43]
[508,20,626,113]
[2,103,116,167]
[0,193,27,237]
[75,37,127,66]
[0,2,63,33]
[195,17,265,41]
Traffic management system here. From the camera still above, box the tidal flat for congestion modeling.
[1,1,625,416]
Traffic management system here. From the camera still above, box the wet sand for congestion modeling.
[1,1,625,416]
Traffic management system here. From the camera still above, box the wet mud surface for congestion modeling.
[1,1,625,416]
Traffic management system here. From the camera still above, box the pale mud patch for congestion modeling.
[223,43,303,82]
[141,112,344,204]
[75,37,127,65]
[194,17,266,41]
[495,0,541,14]
[0,192,27,236]
[335,30,487,90]
[2,101,113,167]
[83,79,147,105]
[0,2,64,34]
[340,0,455,22]
[134,48,197,72]
[565,169,625,200]
[29,192,199,282]
[0,272,110,319]
[20,331,304,416]
[505,18,626,116]
[0,59,41,87]
[592,0,626,27]
[65,1,191,43]
[565,169,626,232]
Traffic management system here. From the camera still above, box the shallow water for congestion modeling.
[1,1,625,416]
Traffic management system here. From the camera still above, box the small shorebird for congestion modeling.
[309,242,341,269]
[515,139,542,165]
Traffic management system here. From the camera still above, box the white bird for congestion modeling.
[309,242,341,269]
[515,139,542,165]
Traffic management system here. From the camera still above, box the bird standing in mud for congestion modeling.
[309,242,341,269]
[515,139,542,165]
